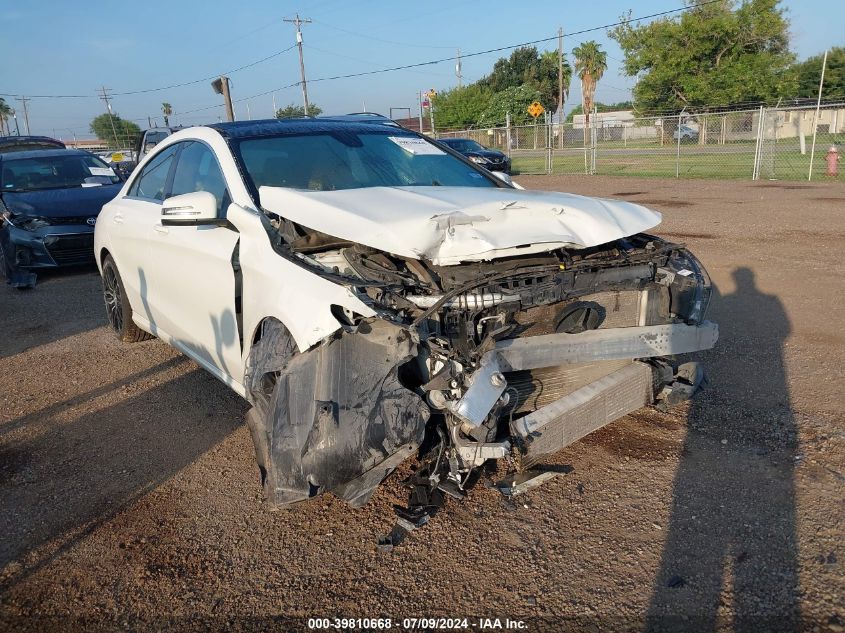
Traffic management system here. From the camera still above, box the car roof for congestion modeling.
[207,115,402,140]
[0,148,91,162]
[0,135,66,153]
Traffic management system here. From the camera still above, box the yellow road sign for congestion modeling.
[111,152,124,163]
[528,101,545,118]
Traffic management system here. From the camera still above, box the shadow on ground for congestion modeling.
[647,268,800,631]
[0,363,246,590]
[0,266,101,359]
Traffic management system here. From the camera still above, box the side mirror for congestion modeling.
[490,170,514,186]
[161,191,221,226]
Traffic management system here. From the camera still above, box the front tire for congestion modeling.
[102,255,151,342]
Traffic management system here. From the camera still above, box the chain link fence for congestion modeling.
[436,102,845,182]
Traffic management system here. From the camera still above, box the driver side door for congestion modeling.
[143,140,244,388]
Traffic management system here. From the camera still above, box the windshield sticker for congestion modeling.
[388,136,445,155]
[676,268,694,277]
[89,166,116,177]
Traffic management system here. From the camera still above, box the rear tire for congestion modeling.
[102,255,151,342]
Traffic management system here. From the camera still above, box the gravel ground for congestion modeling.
[1,176,843,632]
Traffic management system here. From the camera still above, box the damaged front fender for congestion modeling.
[245,319,429,508]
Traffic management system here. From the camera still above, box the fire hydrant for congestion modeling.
[826,146,840,177]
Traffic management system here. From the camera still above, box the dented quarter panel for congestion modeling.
[226,203,377,355]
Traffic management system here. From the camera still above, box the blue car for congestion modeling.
[438,138,511,174]
[0,148,123,286]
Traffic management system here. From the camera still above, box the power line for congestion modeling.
[0,44,296,100]
[110,45,296,96]
[2,0,725,112]
[171,2,728,119]
[310,19,456,50]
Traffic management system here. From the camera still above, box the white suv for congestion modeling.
[95,116,717,512]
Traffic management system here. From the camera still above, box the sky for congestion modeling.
[1,0,841,139]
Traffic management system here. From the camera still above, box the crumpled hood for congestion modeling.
[259,185,662,265]
[1,184,122,219]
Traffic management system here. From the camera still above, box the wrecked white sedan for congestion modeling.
[95,116,717,518]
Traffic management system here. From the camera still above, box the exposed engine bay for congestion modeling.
[243,198,718,544]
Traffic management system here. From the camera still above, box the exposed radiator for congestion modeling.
[503,359,633,415]
[510,361,655,468]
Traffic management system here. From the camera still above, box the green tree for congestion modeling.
[480,46,570,113]
[573,40,608,137]
[610,0,796,113]
[89,113,141,149]
[0,98,12,136]
[161,102,173,127]
[275,103,323,118]
[478,85,543,127]
[430,84,494,129]
[792,47,845,100]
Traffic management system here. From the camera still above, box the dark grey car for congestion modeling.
[0,149,123,286]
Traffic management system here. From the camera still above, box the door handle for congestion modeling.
[113,213,124,224]
[153,224,169,234]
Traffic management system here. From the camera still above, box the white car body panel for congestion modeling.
[225,203,377,354]
[258,185,661,266]
[96,124,662,393]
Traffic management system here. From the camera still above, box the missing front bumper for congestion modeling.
[511,361,654,467]
[450,321,719,428]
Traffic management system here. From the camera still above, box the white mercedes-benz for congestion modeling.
[95,115,717,517]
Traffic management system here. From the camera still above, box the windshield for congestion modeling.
[1,154,120,192]
[442,139,486,152]
[235,130,498,193]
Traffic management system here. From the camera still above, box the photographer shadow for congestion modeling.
[646,267,800,631]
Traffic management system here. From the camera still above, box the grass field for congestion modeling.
[511,144,845,181]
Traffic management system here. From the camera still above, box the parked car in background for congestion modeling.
[0,148,123,287]
[134,127,182,164]
[673,124,699,142]
[438,137,511,173]
[96,148,138,180]
[0,135,66,153]
[94,117,716,517]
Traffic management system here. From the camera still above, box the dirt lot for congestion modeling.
[1,176,843,631]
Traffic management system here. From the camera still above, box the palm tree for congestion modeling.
[0,98,13,136]
[573,41,608,144]
[161,102,172,127]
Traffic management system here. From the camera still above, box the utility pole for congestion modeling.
[456,49,463,89]
[15,96,31,135]
[557,27,564,149]
[284,14,313,115]
[418,90,423,134]
[98,87,121,147]
[211,77,235,122]
[808,49,829,181]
